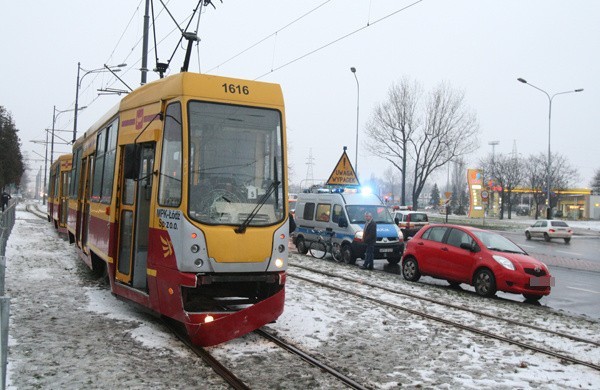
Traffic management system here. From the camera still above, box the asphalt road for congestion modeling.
[504,231,600,268]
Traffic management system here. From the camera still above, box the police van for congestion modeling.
[292,191,404,264]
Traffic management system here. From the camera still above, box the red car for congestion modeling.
[401,224,553,301]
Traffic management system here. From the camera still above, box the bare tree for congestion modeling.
[450,158,468,214]
[522,152,579,219]
[591,168,600,195]
[365,78,420,206]
[366,80,479,210]
[408,83,480,210]
[522,154,546,219]
[481,153,525,219]
[382,166,399,202]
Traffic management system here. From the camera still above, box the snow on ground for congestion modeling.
[3,205,600,388]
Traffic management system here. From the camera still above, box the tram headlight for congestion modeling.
[191,244,200,253]
[275,258,284,268]
[194,258,204,268]
[204,315,214,323]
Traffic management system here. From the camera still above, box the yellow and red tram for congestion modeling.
[47,153,72,234]
[65,72,289,346]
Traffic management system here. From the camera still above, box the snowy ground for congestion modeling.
[3,205,600,389]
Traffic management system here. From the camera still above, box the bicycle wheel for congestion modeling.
[331,243,342,262]
[309,241,327,259]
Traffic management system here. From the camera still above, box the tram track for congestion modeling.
[288,262,600,372]
[162,318,251,390]
[254,328,368,390]
[25,203,47,220]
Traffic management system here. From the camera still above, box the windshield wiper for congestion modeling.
[235,179,279,234]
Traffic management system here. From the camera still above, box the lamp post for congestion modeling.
[350,67,360,175]
[488,140,499,217]
[52,106,86,165]
[74,62,127,143]
[30,133,49,205]
[517,78,583,219]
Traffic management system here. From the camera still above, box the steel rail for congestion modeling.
[255,329,369,390]
[162,318,250,390]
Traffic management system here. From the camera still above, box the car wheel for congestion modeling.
[473,269,496,297]
[525,231,531,240]
[341,244,356,265]
[543,233,551,242]
[402,257,421,282]
[295,237,309,254]
[387,256,401,265]
[523,293,543,301]
[564,237,571,244]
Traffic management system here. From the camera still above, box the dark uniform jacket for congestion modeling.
[363,219,377,245]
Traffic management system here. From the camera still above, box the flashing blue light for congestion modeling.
[361,186,373,195]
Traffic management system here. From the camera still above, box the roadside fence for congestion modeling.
[0,200,16,390]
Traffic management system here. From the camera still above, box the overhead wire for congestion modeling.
[206,0,333,74]
[254,0,424,80]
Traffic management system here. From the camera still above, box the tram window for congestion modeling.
[158,102,182,207]
[70,147,82,199]
[91,119,119,204]
[101,121,118,204]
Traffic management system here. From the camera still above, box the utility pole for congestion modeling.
[141,0,150,85]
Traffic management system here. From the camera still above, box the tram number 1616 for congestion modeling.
[222,83,249,95]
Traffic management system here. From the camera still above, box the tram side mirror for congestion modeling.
[124,144,141,180]
[338,216,348,228]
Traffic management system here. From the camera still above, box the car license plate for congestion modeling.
[380,248,393,253]
[530,276,555,287]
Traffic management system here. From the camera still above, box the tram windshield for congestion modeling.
[188,101,284,226]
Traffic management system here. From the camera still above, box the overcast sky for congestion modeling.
[2,0,598,192]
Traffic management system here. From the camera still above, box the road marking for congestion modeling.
[567,286,600,294]
[556,250,583,256]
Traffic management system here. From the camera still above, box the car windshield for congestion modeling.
[472,231,526,254]
[346,205,394,224]
[551,221,569,227]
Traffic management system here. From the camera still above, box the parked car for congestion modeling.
[401,224,553,301]
[393,210,429,239]
[525,220,573,243]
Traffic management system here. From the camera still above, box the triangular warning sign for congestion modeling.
[326,151,360,186]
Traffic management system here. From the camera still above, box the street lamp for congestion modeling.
[350,67,360,175]
[74,62,127,143]
[488,140,499,217]
[52,106,85,166]
[517,78,583,219]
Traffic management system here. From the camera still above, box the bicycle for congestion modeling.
[309,227,342,261]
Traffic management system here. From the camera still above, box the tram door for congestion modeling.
[79,156,93,251]
[115,143,155,290]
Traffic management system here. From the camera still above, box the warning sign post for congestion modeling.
[326,149,360,186]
